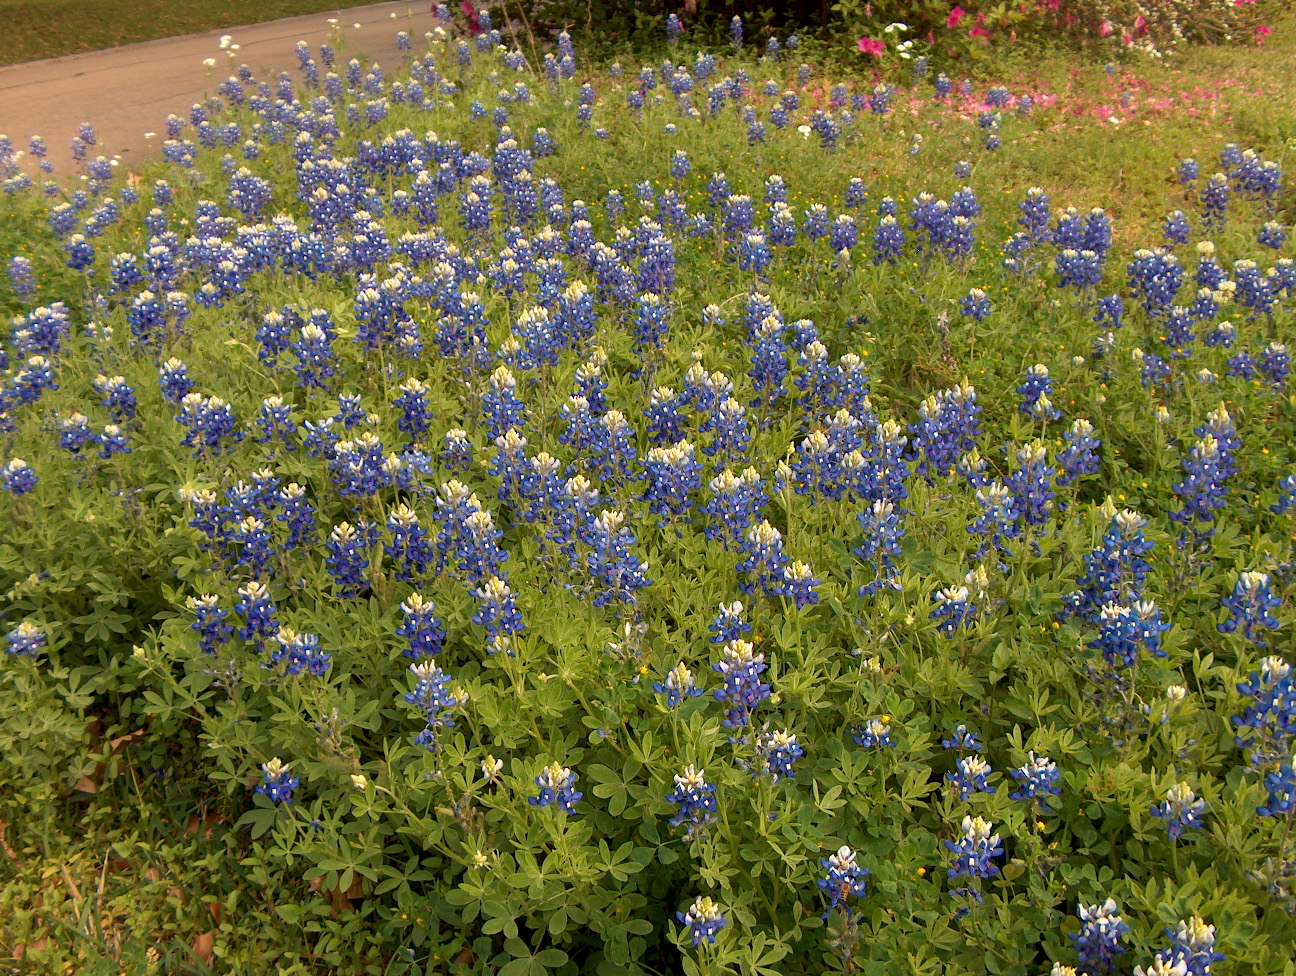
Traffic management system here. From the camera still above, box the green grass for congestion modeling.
[0,0,390,66]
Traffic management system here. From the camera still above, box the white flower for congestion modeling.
[471,850,489,868]
[219,34,232,49]
[797,125,812,139]
[350,774,368,790]
[202,57,217,67]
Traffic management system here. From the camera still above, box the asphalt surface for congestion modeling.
[0,1,429,177]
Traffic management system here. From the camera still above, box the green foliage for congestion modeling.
[3,14,1296,976]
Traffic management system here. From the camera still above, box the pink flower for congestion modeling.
[1098,20,1113,36]
[1234,0,1256,5]
[1134,14,1148,35]
[1255,24,1272,43]
[857,36,886,56]
[947,5,966,28]
[969,25,991,39]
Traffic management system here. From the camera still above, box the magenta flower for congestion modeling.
[857,36,885,56]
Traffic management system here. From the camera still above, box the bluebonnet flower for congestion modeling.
[1006,441,1056,527]
[1151,782,1206,840]
[667,765,717,838]
[644,440,702,523]
[709,602,751,644]
[942,725,983,753]
[1008,753,1062,805]
[752,727,802,782]
[818,846,869,920]
[947,756,996,800]
[6,256,35,302]
[176,393,242,458]
[1057,419,1101,486]
[93,374,136,422]
[1258,220,1286,250]
[1063,509,1153,621]
[1162,210,1191,246]
[1217,571,1282,646]
[583,509,652,608]
[1071,900,1130,975]
[781,561,820,608]
[255,758,299,803]
[157,358,195,404]
[654,662,704,708]
[712,639,770,729]
[482,365,526,439]
[1201,173,1229,228]
[909,383,981,480]
[677,896,726,947]
[829,214,858,254]
[738,520,789,598]
[1,458,38,495]
[1090,601,1169,669]
[6,620,47,657]
[1273,474,1296,516]
[703,467,767,551]
[441,428,472,473]
[1259,343,1289,389]
[187,595,233,655]
[325,522,371,598]
[932,586,977,635]
[1016,364,1057,417]
[472,575,524,643]
[945,815,1003,879]
[854,717,895,749]
[92,422,128,461]
[1178,158,1199,184]
[529,761,581,814]
[1169,434,1230,529]
[273,629,330,677]
[961,288,991,321]
[1162,916,1224,976]
[404,658,459,751]
[1056,249,1104,291]
[666,12,682,42]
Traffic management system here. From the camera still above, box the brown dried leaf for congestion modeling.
[192,931,215,964]
[72,776,97,794]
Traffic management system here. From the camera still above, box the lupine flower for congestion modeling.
[529,761,581,814]
[1217,571,1282,646]
[1151,781,1206,840]
[854,717,895,749]
[667,765,717,838]
[654,662,704,708]
[818,845,869,920]
[945,815,1003,879]
[404,659,459,751]
[1163,916,1224,976]
[6,620,47,657]
[752,726,802,782]
[1,458,37,495]
[255,758,299,803]
[187,595,233,655]
[1008,753,1062,805]
[712,639,770,729]
[677,895,726,946]
[1071,899,1131,975]
[947,756,996,800]
[932,586,977,635]
[942,725,984,753]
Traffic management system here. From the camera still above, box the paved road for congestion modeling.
[0,1,429,177]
